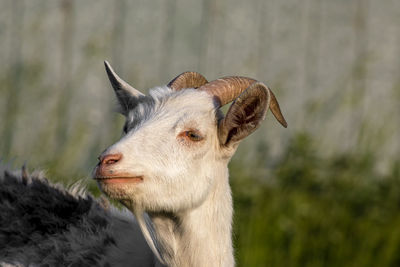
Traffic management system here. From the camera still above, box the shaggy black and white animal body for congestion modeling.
[0,167,156,266]
[0,62,287,267]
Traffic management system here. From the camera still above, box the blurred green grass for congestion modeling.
[232,133,400,267]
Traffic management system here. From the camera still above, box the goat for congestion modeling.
[94,61,287,266]
[0,62,287,267]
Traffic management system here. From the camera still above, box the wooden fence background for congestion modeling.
[0,0,399,178]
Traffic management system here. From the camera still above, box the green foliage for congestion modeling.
[232,133,400,267]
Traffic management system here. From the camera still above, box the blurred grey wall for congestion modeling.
[0,0,399,178]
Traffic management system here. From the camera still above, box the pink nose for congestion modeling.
[99,153,122,166]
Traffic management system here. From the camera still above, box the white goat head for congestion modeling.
[93,61,287,266]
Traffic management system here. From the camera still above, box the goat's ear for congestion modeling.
[104,61,144,115]
[218,82,270,147]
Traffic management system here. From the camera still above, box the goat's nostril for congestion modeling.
[100,153,122,166]
[106,159,118,165]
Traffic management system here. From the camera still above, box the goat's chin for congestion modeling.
[97,181,140,200]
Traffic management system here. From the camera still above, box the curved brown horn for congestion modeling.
[199,76,288,128]
[168,71,208,91]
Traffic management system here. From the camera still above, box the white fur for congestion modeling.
[96,86,237,266]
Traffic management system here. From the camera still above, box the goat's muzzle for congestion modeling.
[93,153,144,184]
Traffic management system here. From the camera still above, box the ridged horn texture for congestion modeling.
[104,61,144,97]
[198,76,288,128]
[167,71,208,91]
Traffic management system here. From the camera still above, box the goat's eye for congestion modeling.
[123,124,128,134]
[184,130,203,142]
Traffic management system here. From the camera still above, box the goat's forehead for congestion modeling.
[163,91,215,112]
[126,86,217,129]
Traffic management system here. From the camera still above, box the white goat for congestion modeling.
[93,61,288,266]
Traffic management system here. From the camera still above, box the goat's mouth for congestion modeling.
[95,176,144,184]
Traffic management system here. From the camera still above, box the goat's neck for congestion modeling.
[148,165,234,267]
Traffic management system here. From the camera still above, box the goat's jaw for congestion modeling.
[96,180,142,200]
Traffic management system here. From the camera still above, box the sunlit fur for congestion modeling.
[100,87,220,211]
[96,85,236,266]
